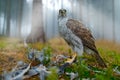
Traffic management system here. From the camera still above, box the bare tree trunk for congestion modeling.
[27,0,46,43]
[3,0,7,35]
[6,0,11,36]
[17,0,23,37]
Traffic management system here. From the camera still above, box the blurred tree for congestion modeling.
[27,0,46,43]
[17,0,23,37]
[6,0,11,36]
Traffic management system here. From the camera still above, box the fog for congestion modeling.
[42,0,120,42]
[0,0,120,43]
[21,0,33,42]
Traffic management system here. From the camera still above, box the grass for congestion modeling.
[0,37,29,74]
[0,37,120,79]
[46,67,59,80]
[96,40,120,66]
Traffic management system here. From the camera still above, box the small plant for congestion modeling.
[74,56,94,79]
[95,66,117,80]
[43,46,52,66]
[46,67,59,80]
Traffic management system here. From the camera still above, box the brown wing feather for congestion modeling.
[66,19,107,67]
[66,19,97,53]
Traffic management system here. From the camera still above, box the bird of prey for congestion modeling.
[58,9,107,68]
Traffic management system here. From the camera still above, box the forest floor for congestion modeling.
[0,37,120,79]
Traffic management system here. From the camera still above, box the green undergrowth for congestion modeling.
[0,37,120,80]
[32,46,120,80]
[0,41,7,49]
[46,67,59,80]
[44,46,120,80]
[98,48,120,66]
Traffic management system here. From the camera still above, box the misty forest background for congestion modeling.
[0,0,120,43]
[0,0,120,79]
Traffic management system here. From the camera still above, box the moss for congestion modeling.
[46,67,59,80]
[0,41,7,49]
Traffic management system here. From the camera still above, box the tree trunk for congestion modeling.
[17,0,23,37]
[27,0,46,43]
[6,0,11,36]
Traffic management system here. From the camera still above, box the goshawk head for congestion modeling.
[59,9,67,17]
